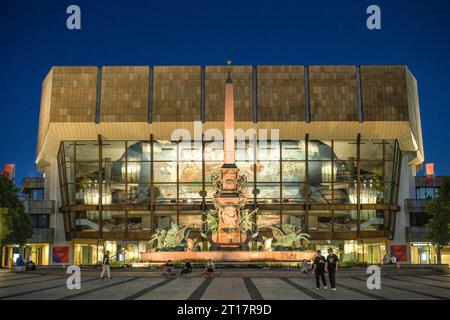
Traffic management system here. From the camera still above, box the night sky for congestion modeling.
[1,0,449,184]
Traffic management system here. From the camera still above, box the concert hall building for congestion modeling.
[35,65,424,265]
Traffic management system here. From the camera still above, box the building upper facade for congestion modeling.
[36,65,424,172]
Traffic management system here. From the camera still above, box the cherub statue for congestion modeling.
[270,223,310,248]
[262,237,273,251]
[148,223,190,249]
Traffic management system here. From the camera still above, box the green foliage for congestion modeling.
[426,177,450,248]
[0,174,33,246]
[0,208,11,242]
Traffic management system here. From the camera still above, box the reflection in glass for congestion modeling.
[282,162,305,182]
[128,211,152,232]
[127,141,151,161]
[154,140,177,161]
[179,184,202,203]
[334,210,357,232]
[179,213,202,229]
[205,163,222,183]
[102,184,126,204]
[76,211,100,232]
[256,211,280,229]
[282,183,304,203]
[123,162,141,183]
[127,184,149,204]
[282,141,306,160]
[84,182,112,205]
[282,212,306,231]
[308,211,332,232]
[385,140,396,160]
[236,141,255,161]
[102,160,126,183]
[257,183,280,201]
[360,140,383,160]
[179,143,202,162]
[76,162,99,182]
[102,211,126,232]
[155,214,177,229]
[257,162,280,182]
[360,210,384,231]
[333,140,357,160]
[154,184,177,203]
[307,140,331,160]
[204,141,224,161]
[102,141,126,162]
[153,162,176,182]
[236,162,254,181]
[257,143,280,161]
[321,162,336,183]
[64,142,75,161]
[76,141,99,161]
[179,162,202,182]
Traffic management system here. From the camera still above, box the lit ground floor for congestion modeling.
[3,241,449,267]
[0,270,449,300]
[72,239,390,266]
[409,243,450,265]
[2,244,51,267]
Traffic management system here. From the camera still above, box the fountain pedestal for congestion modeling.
[210,164,248,250]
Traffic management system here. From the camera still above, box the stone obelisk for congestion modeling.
[214,64,246,249]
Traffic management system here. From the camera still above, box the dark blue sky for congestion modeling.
[1,0,450,184]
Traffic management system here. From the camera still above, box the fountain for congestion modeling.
[141,64,316,263]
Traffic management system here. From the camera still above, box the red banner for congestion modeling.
[426,163,434,176]
[1,164,15,180]
[391,245,408,262]
[52,246,69,264]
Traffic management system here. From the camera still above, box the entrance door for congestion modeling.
[81,245,92,265]
[418,246,430,264]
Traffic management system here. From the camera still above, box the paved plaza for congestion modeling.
[0,270,449,300]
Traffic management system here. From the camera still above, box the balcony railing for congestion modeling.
[23,199,55,214]
[29,228,54,243]
[406,226,429,242]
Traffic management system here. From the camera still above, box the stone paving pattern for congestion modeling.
[0,271,448,300]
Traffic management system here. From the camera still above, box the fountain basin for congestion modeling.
[140,250,316,262]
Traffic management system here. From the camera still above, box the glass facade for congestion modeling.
[58,138,401,245]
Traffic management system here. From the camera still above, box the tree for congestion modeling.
[426,176,450,264]
[0,174,33,265]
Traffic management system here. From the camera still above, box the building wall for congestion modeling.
[34,65,426,264]
[360,66,409,121]
[100,66,149,122]
[309,65,358,121]
[153,66,201,122]
[257,66,305,121]
[391,154,417,262]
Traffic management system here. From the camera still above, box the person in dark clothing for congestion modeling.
[326,248,339,290]
[180,260,192,275]
[163,260,176,276]
[26,259,36,271]
[311,250,327,290]
[100,250,112,279]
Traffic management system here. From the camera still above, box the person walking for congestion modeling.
[326,248,339,291]
[100,250,112,279]
[311,250,327,290]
